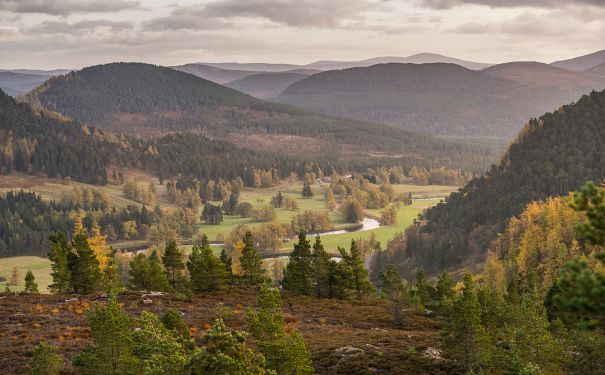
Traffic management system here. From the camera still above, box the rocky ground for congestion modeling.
[0,288,460,374]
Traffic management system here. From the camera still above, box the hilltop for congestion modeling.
[276,62,605,139]
[551,49,605,71]
[373,89,605,277]
[226,72,308,98]
[20,63,495,167]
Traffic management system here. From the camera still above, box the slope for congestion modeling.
[373,89,605,277]
[551,49,605,71]
[226,72,308,98]
[483,61,605,88]
[276,62,604,139]
[587,62,605,76]
[0,71,49,96]
[22,62,495,167]
[171,63,262,83]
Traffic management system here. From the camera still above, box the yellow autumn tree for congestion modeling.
[231,240,245,276]
[88,224,111,270]
[73,211,85,235]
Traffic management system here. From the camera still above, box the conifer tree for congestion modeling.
[128,253,151,290]
[188,235,227,292]
[415,268,436,307]
[311,236,331,298]
[186,318,274,375]
[101,251,124,293]
[220,249,233,276]
[240,232,265,286]
[162,240,186,291]
[246,286,314,375]
[282,232,313,294]
[442,273,490,370]
[24,270,39,294]
[30,341,63,375]
[301,183,313,199]
[339,240,374,298]
[68,233,101,294]
[48,232,72,294]
[75,295,140,374]
[148,250,171,291]
[379,265,408,325]
[133,311,188,375]
[9,266,19,286]
[325,188,337,211]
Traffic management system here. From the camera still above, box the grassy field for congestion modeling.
[0,175,455,292]
[0,256,52,293]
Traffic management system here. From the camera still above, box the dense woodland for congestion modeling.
[375,89,605,276]
[20,63,495,171]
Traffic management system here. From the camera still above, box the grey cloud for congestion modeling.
[145,0,381,30]
[420,0,605,9]
[0,0,140,15]
[28,20,134,35]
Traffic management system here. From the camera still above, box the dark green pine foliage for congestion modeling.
[187,235,228,292]
[301,183,314,199]
[442,273,490,370]
[48,232,72,294]
[162,241,187,291]
[379,89,605,276]
[311,236,331,298]
[339,240,374,298]
[129,250,171,291]
[67,233,101,295]
[379,265,408,325]
[201,203,223,225]
[74,295,140,375]
[23,270,39,294]
[282,232,313,294]
[220,249,233,276]
[240,231,266,286]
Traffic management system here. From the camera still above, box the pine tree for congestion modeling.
[442,273,490,370]
[434,270,455,312]
[162,240,186,291]
[161,309,190,339]
[148,250,171,291]
[282,232,313,295]
[48,233,72,294]
[220,249,233,276]
[186,318,274,375]
[74,295,140,374]
[311,236,331,298]
[246,286,314,375]
[68,233,101,294]
[128,253,151,290]
[24,270,39,294]
[301,183,313,199]
[188,235,227,292]
[339,240,374,298]
[379,265,408,325]
[240,232,265,286]
[100,251,124,294]
[133,311,188,375]
[415,268,435,307]
[30,341,63,375]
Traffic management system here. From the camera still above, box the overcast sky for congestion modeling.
[0,0,603,69]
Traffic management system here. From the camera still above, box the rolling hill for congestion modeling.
[483,61,605,88]
[276,62,605,139]
[226,72,308,98]
[587,62,605,76]
[0,71,49,96]
[171,63,263,84]
[373,89,605,278]
[551,49,605,71]
[21,62,495,169]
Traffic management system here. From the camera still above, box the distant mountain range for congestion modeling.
[198,52,491,72]
[274,61,605,138]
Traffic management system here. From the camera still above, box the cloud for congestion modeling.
[0,0,140,15]
[145,0,382,30]
[453,10,604,36]
[28,20,134,35]
[420,0,605,9]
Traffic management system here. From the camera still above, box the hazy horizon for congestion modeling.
[0,0,604,70]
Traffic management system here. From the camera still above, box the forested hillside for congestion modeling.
[20,63,495,169]
[276,63,605,139]
[373,89,605,276]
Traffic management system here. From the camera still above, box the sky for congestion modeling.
[0,0,603,69]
